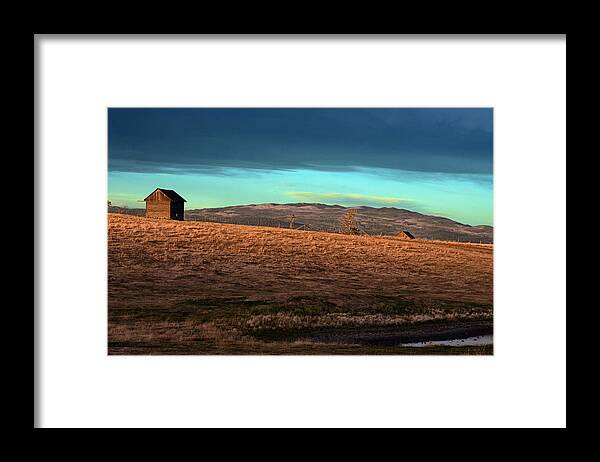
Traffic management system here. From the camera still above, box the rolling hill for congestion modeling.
[108,213,493,354]
[109,203,493,243]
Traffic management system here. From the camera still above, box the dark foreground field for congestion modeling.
[108,214,493,355]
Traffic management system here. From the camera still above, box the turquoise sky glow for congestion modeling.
[108,108,493,226]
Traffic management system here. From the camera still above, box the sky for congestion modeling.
[108,108,493,225]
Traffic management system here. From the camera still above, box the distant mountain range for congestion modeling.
[109,203,493,243]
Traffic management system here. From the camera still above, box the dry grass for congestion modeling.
[108,213,493,354]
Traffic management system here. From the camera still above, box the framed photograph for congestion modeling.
[107,107,494,356]
[35,34,566,428]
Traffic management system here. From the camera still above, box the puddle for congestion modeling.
[401,334,493,347]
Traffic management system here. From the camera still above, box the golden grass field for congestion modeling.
[108,213,493,354]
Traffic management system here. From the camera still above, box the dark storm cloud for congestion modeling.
[108,108,493,175]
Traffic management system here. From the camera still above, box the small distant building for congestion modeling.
[396,230,415,240]
[143,188,186,220]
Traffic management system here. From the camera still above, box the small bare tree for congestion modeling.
[281,214,296,229]
[339,208,360,235]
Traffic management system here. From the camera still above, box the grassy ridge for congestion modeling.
[108,214,493,355]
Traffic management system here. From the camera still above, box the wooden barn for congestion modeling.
[143,188,186,221]
[396,230,415,240]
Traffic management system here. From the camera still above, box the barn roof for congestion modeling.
[397,230,415,239]
[144,188,187,202]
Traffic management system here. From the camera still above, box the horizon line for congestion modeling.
[108,200,494,228]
